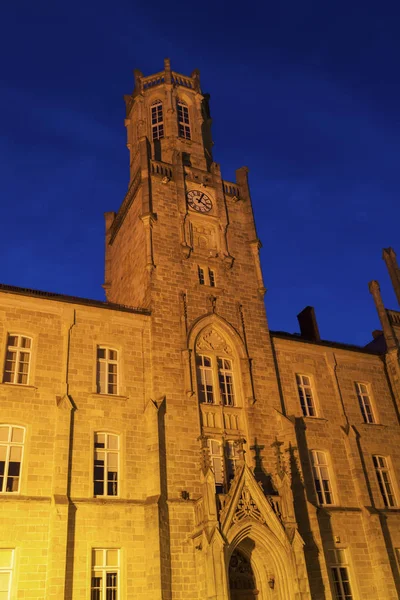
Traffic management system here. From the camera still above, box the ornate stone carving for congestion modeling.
[196,328,232,355]
[232,485,265,524]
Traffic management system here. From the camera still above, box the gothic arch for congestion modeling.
[226,521,297,600]
[188,314,246,360]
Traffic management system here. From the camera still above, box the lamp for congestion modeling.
[268,576,275,590]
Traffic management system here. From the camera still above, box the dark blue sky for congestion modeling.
[1,1,399,345]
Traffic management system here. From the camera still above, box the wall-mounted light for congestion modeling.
[162,176,170,184]
[268,576,275,590]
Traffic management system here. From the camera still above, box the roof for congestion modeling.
[0,283,150,316]
[270,330,382,356]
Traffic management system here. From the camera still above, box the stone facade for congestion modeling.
[0,60,399,600]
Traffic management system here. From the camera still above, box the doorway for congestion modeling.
[228,547,259,599]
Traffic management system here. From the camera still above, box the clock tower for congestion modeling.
[103,60,309,599]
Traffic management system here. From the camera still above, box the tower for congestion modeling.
[103,59,310,599]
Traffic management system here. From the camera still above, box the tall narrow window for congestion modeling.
[218,358,235,406]
[177,101,191,139]
[198,266,205,285]
[226,440,238,483]
[3,334,32,385]
[208,268,216,287]
[373,455,396,507]
[151,101,164,140]
[0,425,24,493]
[91,548,119,600]
[208,439,223,492]
[296,374,316,417]
[0,548,14,600]
[329,549,353,600]
[311,450,334,505]
[196,355,214,403]
[94,433,119,497]
[97,347,118,395]
[355,382,375,423]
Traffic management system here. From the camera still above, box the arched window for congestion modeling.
[94,433,119,497]
[177,100,191,139]
[151,100,164,140]
[0,425,25,493]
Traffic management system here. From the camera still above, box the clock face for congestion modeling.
[187,189,213,213]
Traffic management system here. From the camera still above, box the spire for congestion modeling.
[382,247,400,306]
[368,280,398,350]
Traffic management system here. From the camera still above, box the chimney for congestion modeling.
[297,306,321,342]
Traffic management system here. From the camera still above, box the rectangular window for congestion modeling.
[198,266,205,285]
[329,549,353,600]
[151,101,164,140]
[296,374,316,417]
[208,439,224,492]
[355,382,375,423]
[218,358,235,406]
[373,455,396,507]
[91,548,119,600]
[0,425,24,493]
[311,450,334,505]
[196,355,214,403]
[97,347,118,395]
[3,334,31,385]
[94,433,119,497]
[208,269,215,287]
[177,102,191,139]
[226,440,238,484]
[0,548,14,600]
[197,266,216,287]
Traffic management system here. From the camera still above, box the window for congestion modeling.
[208,269,216,287]
[94,433,119,497]
[373,455,396,507]
[0,425,24,493]
[311,450,334,505]
[91,548,119,600]
[3,334,32,385]
[218,358,235,406]
[177,101,191,139]
[196,354,236,406]
[197,266,216,287]
[0,549,14,600]
[208,439,223,492]
[226,440,239,483]
[151,100,164,140]
[197,355,214,403]
[296,374,316,417]
[329,549,353,600]
[355,382,375,423]
[96,347,118,395]
[198,266,205,285]
[208,439,238,493]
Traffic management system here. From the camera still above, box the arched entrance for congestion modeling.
[228,548,259,600]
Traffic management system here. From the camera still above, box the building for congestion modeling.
[1,59,400,600]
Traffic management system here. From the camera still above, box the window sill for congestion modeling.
[359,422,386,427]
[90,393,128,400]
[303,416,328,423]
[0,382,37,390]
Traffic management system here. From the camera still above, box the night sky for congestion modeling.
[1,1,399,346]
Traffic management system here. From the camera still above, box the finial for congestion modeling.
[133,69,143,93]
[191,68,201,92]
[164,58,172,84]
